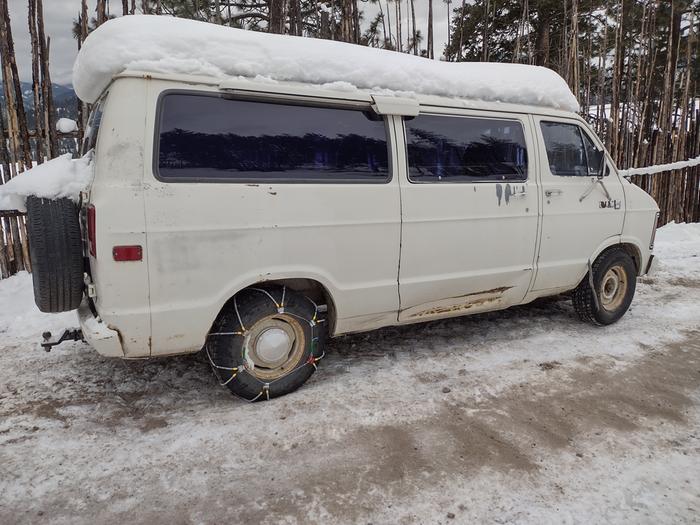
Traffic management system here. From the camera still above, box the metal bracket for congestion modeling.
[579,177,612,202]
[587,259,600,312]
[40,329,84,352]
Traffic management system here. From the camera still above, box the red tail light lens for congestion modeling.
[87,205,96,257]
[112,245,143,262]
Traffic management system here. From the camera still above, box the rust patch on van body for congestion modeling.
[404,286,512,319]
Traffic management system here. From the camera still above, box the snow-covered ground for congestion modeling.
[1,224,699,524]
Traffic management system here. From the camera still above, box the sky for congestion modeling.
[7,0,452,87]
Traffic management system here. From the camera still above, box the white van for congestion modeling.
[26,53,659,402]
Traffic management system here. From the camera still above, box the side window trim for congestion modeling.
[579,125,609,177]
[152,89,393,185]
[404,111,530,184]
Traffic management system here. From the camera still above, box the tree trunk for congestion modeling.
[457,0,466,60]
[482,0,490,61]
[352,0,360,44]
[28,0,45,163]
[386,0,393,49]
[427,0,434,59]
[397,0,402,52]
[377,0,388,48]
[268,0,284,33]
[36,0,57,159]
[534,19,550,67]
[445,0,451,51]
[97,0,107,24]
[410,0,417,54]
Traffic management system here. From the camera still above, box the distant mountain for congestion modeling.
[0,81,78,128]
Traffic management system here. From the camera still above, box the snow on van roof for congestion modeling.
[73,15,580,112]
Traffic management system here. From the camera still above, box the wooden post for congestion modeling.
[0,0,33,172]
[28,0,45,163]
[36,0,57,159]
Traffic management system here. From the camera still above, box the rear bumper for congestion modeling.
[78,298,124,357]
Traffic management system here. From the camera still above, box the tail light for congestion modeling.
[87,205,96,257]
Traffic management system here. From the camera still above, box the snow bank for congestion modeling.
[73,15,580,112]
[0,154,92,212]
[619,154,700,176]
[0,271,77,342]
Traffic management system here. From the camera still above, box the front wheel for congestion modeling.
[572,248,637,326]
[205,286,325,401]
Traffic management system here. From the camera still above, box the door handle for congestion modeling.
[545,189,563,197]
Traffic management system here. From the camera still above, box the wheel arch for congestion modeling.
[591,242,642,275]
[570,237,644,291]
[211,275,339,337]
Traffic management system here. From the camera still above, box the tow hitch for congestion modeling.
[41,329,84,352]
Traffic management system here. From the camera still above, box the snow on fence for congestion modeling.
[618,155,700,176]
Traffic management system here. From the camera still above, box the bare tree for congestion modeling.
[427,0,434,58]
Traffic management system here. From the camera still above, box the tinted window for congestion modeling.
[157,94,389,182]
[540,121,603,177]
[405,114,528,182]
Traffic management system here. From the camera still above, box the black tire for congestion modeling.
[572,247,637,326]
[206,286,325,401]
[25,196,84,313]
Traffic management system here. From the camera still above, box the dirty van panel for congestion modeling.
[533,117,625,291]
[87,77,151,357]
[143,85,401,354]
[397,111,539,322]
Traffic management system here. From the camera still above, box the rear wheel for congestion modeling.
[572,247,637,326]
[205,286,325,401]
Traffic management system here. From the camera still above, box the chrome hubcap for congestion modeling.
[255,327,293,366]
[243,315,305,381]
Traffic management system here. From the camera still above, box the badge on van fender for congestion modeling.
[600,199,621,209]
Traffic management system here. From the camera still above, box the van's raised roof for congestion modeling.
[73,15,580,113]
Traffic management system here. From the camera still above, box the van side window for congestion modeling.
[81,100,104,155]
[156,93,390,183]
[405,114,528,182]
[540,121,603,177]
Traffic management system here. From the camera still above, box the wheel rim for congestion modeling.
[599,264,628,312]
[242,314,306,381]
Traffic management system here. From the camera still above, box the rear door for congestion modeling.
[397,109,540,321]
[532,116,625,291]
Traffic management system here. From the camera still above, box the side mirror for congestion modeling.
[56,118,78,134]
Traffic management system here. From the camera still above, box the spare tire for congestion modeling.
[25,196,84,312]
